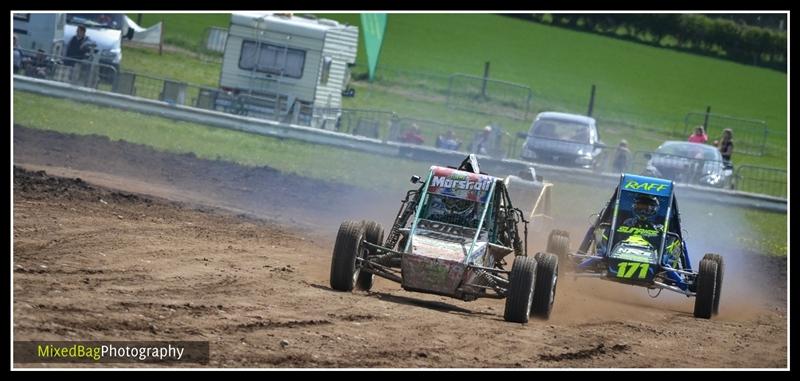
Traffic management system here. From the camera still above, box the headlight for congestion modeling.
[700,174,721,185]
[575,155,593,165]
[523,146,537,159]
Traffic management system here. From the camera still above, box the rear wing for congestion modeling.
[503,175,553,231]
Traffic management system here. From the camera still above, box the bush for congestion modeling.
[524,13,785,71]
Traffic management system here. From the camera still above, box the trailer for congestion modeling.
[13,13,66,58]
[218,13,359,129]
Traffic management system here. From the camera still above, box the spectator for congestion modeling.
[65,25,93,66]
[714,128,734,166]
[436,130,461,151]
[687,125,708,144]
[472,125,493,155]
[612,139,632,173]
[23,49,54,79]
[400,123,425,145]
[13,34,22,73]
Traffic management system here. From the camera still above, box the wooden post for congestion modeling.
[481,61,490,99]
[703,105,711,134]
[587,84,596,117]
[158,17,164,56]
[137,13,142,25]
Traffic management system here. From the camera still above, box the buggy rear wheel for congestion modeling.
[531,252,559,319]
[504,256,538,323]
[693,259,718,319]
[357,220,384,291]
[703,253,724,315]
[547,230,571,266]
[330,220,367,292]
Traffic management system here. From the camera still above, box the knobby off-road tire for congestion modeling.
[547,229,571,266]
[330,220,366,292]
[693,259,719,319]
[703,253,724,315]
[531,252,559,319]
[504,256,538,324]
[357,220,385,291]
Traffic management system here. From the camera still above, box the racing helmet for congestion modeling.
[632,194,659,219]
[442,196,476,217]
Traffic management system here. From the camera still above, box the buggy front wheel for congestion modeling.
[330,220,367,292]
[693,258,719,319]
[504,256,538,323]
[531,252,559,319]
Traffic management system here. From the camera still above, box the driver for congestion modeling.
[427,195,479,227]
[621,194,663,233]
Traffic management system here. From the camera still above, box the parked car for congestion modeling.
[519,112,606,170]
[643,141,734,188]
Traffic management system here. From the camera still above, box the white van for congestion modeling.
[219,13,358,128]
[62,13,132,74]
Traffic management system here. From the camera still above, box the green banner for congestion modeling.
[360,13,388,82]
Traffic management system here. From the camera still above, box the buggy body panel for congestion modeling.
[402,166,498,296]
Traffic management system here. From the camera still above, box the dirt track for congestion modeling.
[13,126,787,368]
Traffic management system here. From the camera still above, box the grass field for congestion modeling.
[12,91,787,256]
[123,13,786,170]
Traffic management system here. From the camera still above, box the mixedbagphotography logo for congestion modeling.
[14,341,209,364]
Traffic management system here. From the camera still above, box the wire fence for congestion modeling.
[446,73,533,120]
[13,51,786,199]
[733,165,787,198]
[681,112,769,156]
[14,48,118,92]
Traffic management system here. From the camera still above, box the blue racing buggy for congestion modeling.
[548,173,724,318]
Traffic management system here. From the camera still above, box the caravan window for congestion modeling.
[238,40,306,79]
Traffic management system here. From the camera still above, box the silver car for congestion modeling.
[644,141,734,188]
[519,112,606,169]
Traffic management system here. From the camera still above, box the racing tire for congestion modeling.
[357,221,385,291]
[547,230,571,265]
[693,259,719,319]
[330,220,367,292]
[703,253,724,315]
[531,252,559,319]
[504,256,538,324]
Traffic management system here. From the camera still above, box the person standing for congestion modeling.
[688,126,708,144]
[612,139,632,173]
[714,128,734,166]
[65,25,93,66]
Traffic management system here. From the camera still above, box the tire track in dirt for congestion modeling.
[13,126,787,368]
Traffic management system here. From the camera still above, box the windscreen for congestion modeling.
[657,142,720,161]
[67,14,125,30]
[610,189,669,262]
[531,119,591,144]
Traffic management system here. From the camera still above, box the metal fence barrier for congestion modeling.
[682,112,769,156]
[335,108,397,140]
[446,73,533,121]
[14,58,785,200]
[15,48,118,91]
[733,165,787,198]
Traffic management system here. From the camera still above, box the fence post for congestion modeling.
[481,61,490,99]
[587,84,596,117]
[703,105,711,134]
[159,17,164,56]
[137,14,143,25]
